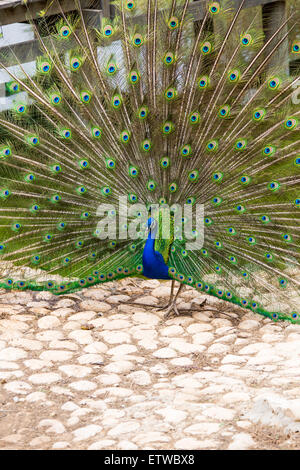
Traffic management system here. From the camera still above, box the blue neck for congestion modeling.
[142,230,170,280]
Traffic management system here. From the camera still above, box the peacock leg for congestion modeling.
[156,280,175,310]
[163,283,184,319]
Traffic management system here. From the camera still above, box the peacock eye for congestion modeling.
[51,164,61,173]
[180,145,192,157]
[101,186,111,196]
[162,121,174,135]
[168,16,179,29]
[169,182,177,193]
[128,193,138,203]
[212,196,222,206]
[129,70,140,84]
[91,127,102,138]
[240,33,252,46]
[282,233,292,242]
[263,145,275,156]
[201,41,212,55]
[209,2,220,14]
[16,104,26,114]
[160,157,170,168]
[240,175,251,185]
[186,196,195,205]
[228,69,240,83]
[147,180,156,191]
[125,1,135,10]
[285,118,298,130]
[59,25,71,38]
[260,215,270,224]
[78,159,89,169]
[107,62,117,75]
[7,81,20,93]
[129,165,139,177]
[0,146,11,158]
[198,76,210,89]
[138,106,149,119]
[106,158,116,169]
[103,25,113,37]
[212,172,223,182]
[218,105,230,118]
[80,91,91,103]
[234,139,247,150]
[253,108,266,121]
[188,170,199,182]
[292,41,300,53]
[120,130,131,143]
[25,173,35,182]
[50,194,61,204]
[235,204,246,213]
[70,57,82,70]
[38,59,52,74]
[268,181,280,191]
[206,140,218,152]
[164,52,175,65]
[132,34,143,47]
[164,87,177,101]
[189,111,200,124]
[268,77,280,90]
[51,93,61,105]
[279,278,288,288]
[61,129,71,139]
[112,94,122,108]
[141,139,152,152]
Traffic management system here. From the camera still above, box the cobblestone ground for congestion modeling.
[0,278,300,450]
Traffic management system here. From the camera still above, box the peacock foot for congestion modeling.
[159,297,207,319]
[162,299,181,319]
[156,282,208,319]
[156,301,173,311]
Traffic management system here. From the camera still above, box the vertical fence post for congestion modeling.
[102,0,111,18]
[262,0,289,75]
[0,83,5,112]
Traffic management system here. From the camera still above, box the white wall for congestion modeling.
[0,22,36,111]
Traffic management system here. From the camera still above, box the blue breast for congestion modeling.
[142,233,171,280]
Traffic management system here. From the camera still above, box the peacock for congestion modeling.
[0,0,299,322]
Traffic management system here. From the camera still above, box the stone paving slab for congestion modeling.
[0,278,300,450]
